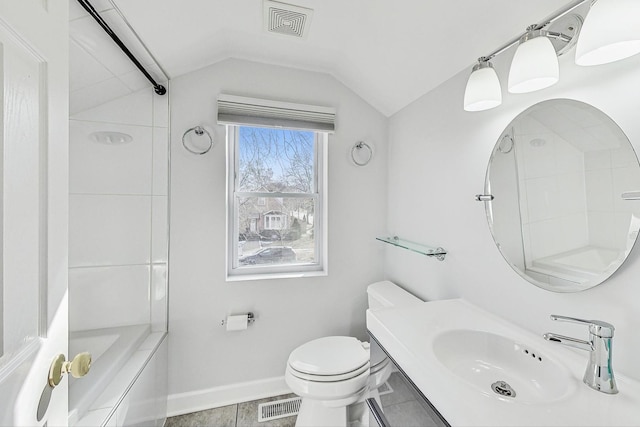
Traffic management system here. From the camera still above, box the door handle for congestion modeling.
[48,352,92,388]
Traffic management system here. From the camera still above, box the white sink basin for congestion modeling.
[366,299,640,426]
[432,329,572,404]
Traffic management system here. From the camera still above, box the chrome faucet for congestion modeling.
[543,314,618,394]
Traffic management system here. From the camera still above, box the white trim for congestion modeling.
[167,376,291,417]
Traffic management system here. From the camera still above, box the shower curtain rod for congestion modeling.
[76,0,167,95]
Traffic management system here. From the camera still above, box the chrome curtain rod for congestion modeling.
[76,0,167,95]
[480,0,589,61]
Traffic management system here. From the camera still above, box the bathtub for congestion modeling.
[529,245,623,284]
[68,324,151,425]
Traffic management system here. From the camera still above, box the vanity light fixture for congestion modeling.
[575,0,640,66]
[463,57,502,111]
[508,27,560,93]
[462,1,583,111]
[460,0,640,111]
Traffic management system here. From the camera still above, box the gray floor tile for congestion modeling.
[165,404,238,427]
[236,394,298,427]
[380,372,416,406]
[383,400,440,427]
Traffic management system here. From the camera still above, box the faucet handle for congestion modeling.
[550,315,614,338]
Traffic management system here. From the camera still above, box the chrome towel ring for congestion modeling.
[182,126,213,155]
[351,141,373,166]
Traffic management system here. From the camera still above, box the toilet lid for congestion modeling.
[288,336,369,376]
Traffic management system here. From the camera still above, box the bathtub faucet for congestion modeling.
[543,314,618,394]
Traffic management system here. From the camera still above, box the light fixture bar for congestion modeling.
[479,0,588,61]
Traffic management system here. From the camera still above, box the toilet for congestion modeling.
[285,281,422,427]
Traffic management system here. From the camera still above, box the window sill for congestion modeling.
[226,269,328,282]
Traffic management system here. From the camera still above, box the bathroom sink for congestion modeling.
[432,329,572,404]
[366,299,640,426]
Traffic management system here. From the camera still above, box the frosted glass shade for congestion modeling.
[576,0,640,66]
[508,36,559,93]
[464,66,502,112]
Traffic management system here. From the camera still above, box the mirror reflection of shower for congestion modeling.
[485,99,640,292]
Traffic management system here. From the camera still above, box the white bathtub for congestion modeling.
[69,324,151,425]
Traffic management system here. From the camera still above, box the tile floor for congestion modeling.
[166,373,435,427]
[165,394,297,427]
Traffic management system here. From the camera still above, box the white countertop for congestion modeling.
[366,299,640,426]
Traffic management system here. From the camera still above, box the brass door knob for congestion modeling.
[48,352,92,388]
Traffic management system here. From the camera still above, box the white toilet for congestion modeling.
[285,281,422,427]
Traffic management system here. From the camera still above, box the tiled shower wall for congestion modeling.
[69,88,169,332]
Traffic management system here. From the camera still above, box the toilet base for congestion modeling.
[294,387,368,427]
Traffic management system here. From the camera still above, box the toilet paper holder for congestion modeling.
[220,312,255,327]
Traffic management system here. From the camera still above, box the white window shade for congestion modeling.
[217,94,336,132]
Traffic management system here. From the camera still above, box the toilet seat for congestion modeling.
[285,365,370,402]
[287,361,370,382]
[288,336,369,377]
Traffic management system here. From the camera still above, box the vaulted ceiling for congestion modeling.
[75,0,567,116]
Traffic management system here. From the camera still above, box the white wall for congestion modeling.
[386,48,640,381]
[168,59,388,409]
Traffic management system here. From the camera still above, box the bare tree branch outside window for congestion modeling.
[234,126,317,266]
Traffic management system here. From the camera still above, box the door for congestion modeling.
[0,1,69,426]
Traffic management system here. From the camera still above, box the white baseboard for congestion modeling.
[167,376,292,417]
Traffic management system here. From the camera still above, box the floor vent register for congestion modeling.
[258,397,302,422]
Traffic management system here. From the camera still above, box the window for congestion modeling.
[227,125,327,278]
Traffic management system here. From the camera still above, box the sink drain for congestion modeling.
[491,380,516,398]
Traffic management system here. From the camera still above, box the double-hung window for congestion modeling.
[220,95,334,279]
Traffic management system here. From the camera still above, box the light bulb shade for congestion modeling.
[576,0,640,66]
[464,64,502,111]
[508,35,559,93]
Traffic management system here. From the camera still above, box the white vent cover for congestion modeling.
[258,397,301,422]
[263,0,313,38]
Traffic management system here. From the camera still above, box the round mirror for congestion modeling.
[485,99,640,292]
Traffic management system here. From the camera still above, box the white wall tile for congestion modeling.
[521,135,556,179]
[69,195,152,267]
[529,218,563,259]
[525,176,558,222]
[72,89,153,126]
[152,196,168,263]
[152,128,169,195]
[151,264,168,333]
[559,213,589,254]
[153,92,169,128]
[69,265,151,332]
[70,40,114,92]
[70,77,132,116]
[554,136,584,174]
[611,144,638,168]
[118,70,152,92]
[585,169,614,212]
[584,150,611,171]
[70,120,153,195]
[557,172,586,216]
[70,15,136,77]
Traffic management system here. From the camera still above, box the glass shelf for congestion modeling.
[376,236,447,261]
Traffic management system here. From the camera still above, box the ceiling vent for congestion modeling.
[263,0,313,38]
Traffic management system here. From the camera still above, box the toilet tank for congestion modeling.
[367,280,422,310]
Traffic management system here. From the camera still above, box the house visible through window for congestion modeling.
[227,125,326,277]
